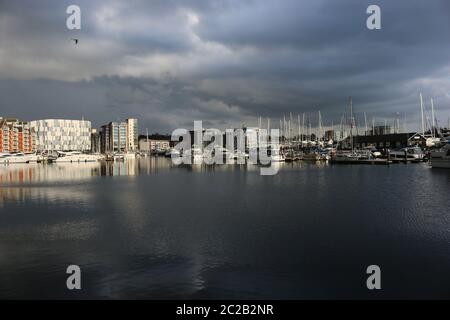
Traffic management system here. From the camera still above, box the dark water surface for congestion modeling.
[0,158,449,299]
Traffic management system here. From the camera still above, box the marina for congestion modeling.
[2,0,450,303]
[1,157,449,299]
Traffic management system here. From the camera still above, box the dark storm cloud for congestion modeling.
[0,0,449,133]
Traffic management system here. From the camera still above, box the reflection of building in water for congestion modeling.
[0,117,36,153]
[0,163,101,184]
[0,164,36,183]
[0,183,95,208]
[0,158,177,186]
[110,159,137,176]
[29,119,91,151]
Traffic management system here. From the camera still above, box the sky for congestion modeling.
[0,0,450,134]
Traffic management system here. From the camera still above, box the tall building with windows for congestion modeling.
[0,117,35,153]
[29,119,91,151]
[126,118,138,151]
[100,118,138,153]
[91,129,101,153]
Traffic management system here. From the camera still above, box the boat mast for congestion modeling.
[364,112,368,136]
[279,119,282,141]
[302,113,305,143]
[349,96,354,152]
[289,113,293,143]
[431,98,435,138]
[318,110,322,143]
[420,93,425,136]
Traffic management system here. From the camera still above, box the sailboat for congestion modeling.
[331,97,390,165]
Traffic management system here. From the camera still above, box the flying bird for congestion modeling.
[71,38,79,45]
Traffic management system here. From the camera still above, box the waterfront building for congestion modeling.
[29,119,91,152]
[99,118,138,153]
[0,117,35,153]
[91,129,101,153]
[345,132,425,149]
[100,122,126,153]
[126,118,138,152]
[368,125,392,136]
[139,139,170,152]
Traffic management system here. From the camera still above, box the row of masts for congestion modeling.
[251,94,447,144]
[420,93,444,138]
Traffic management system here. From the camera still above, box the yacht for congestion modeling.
[24,153,41,163]
[55,151,101,163]
[302,150,321,161]
[331,150,390,164]
[389,147,424,161]
[270,147,285,162]
[0,152,39,164]
[429,144,450,169]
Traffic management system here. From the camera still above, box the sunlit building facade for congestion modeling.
[0,117,35,153]
[100,118,138,153]
[29,119,91,151]
[126,118,138,152]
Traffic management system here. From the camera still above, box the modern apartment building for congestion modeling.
[100,118,138,153]
[0,117,35,153]
[91,128,101,153]
[126,118,138,152]
[29,119,91,151]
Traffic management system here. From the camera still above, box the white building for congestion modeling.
[29,119,91,151]
[126,118,138,151]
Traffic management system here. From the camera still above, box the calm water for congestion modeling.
[0,158,449,299]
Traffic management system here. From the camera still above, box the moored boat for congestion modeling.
[429,144,450,169]
[389,147,425,162]
[55,151,102,163]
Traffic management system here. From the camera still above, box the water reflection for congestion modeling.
[0,157,331,210]
[0,158,172,184]
[0,157,330,185]
[0,159,449,299]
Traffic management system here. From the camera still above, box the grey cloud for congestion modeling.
[0,0,449,133]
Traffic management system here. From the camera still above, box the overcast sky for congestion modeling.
[1,0,450,133]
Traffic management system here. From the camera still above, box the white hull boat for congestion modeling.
[55,151,101,163]
[0,153,41,164]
